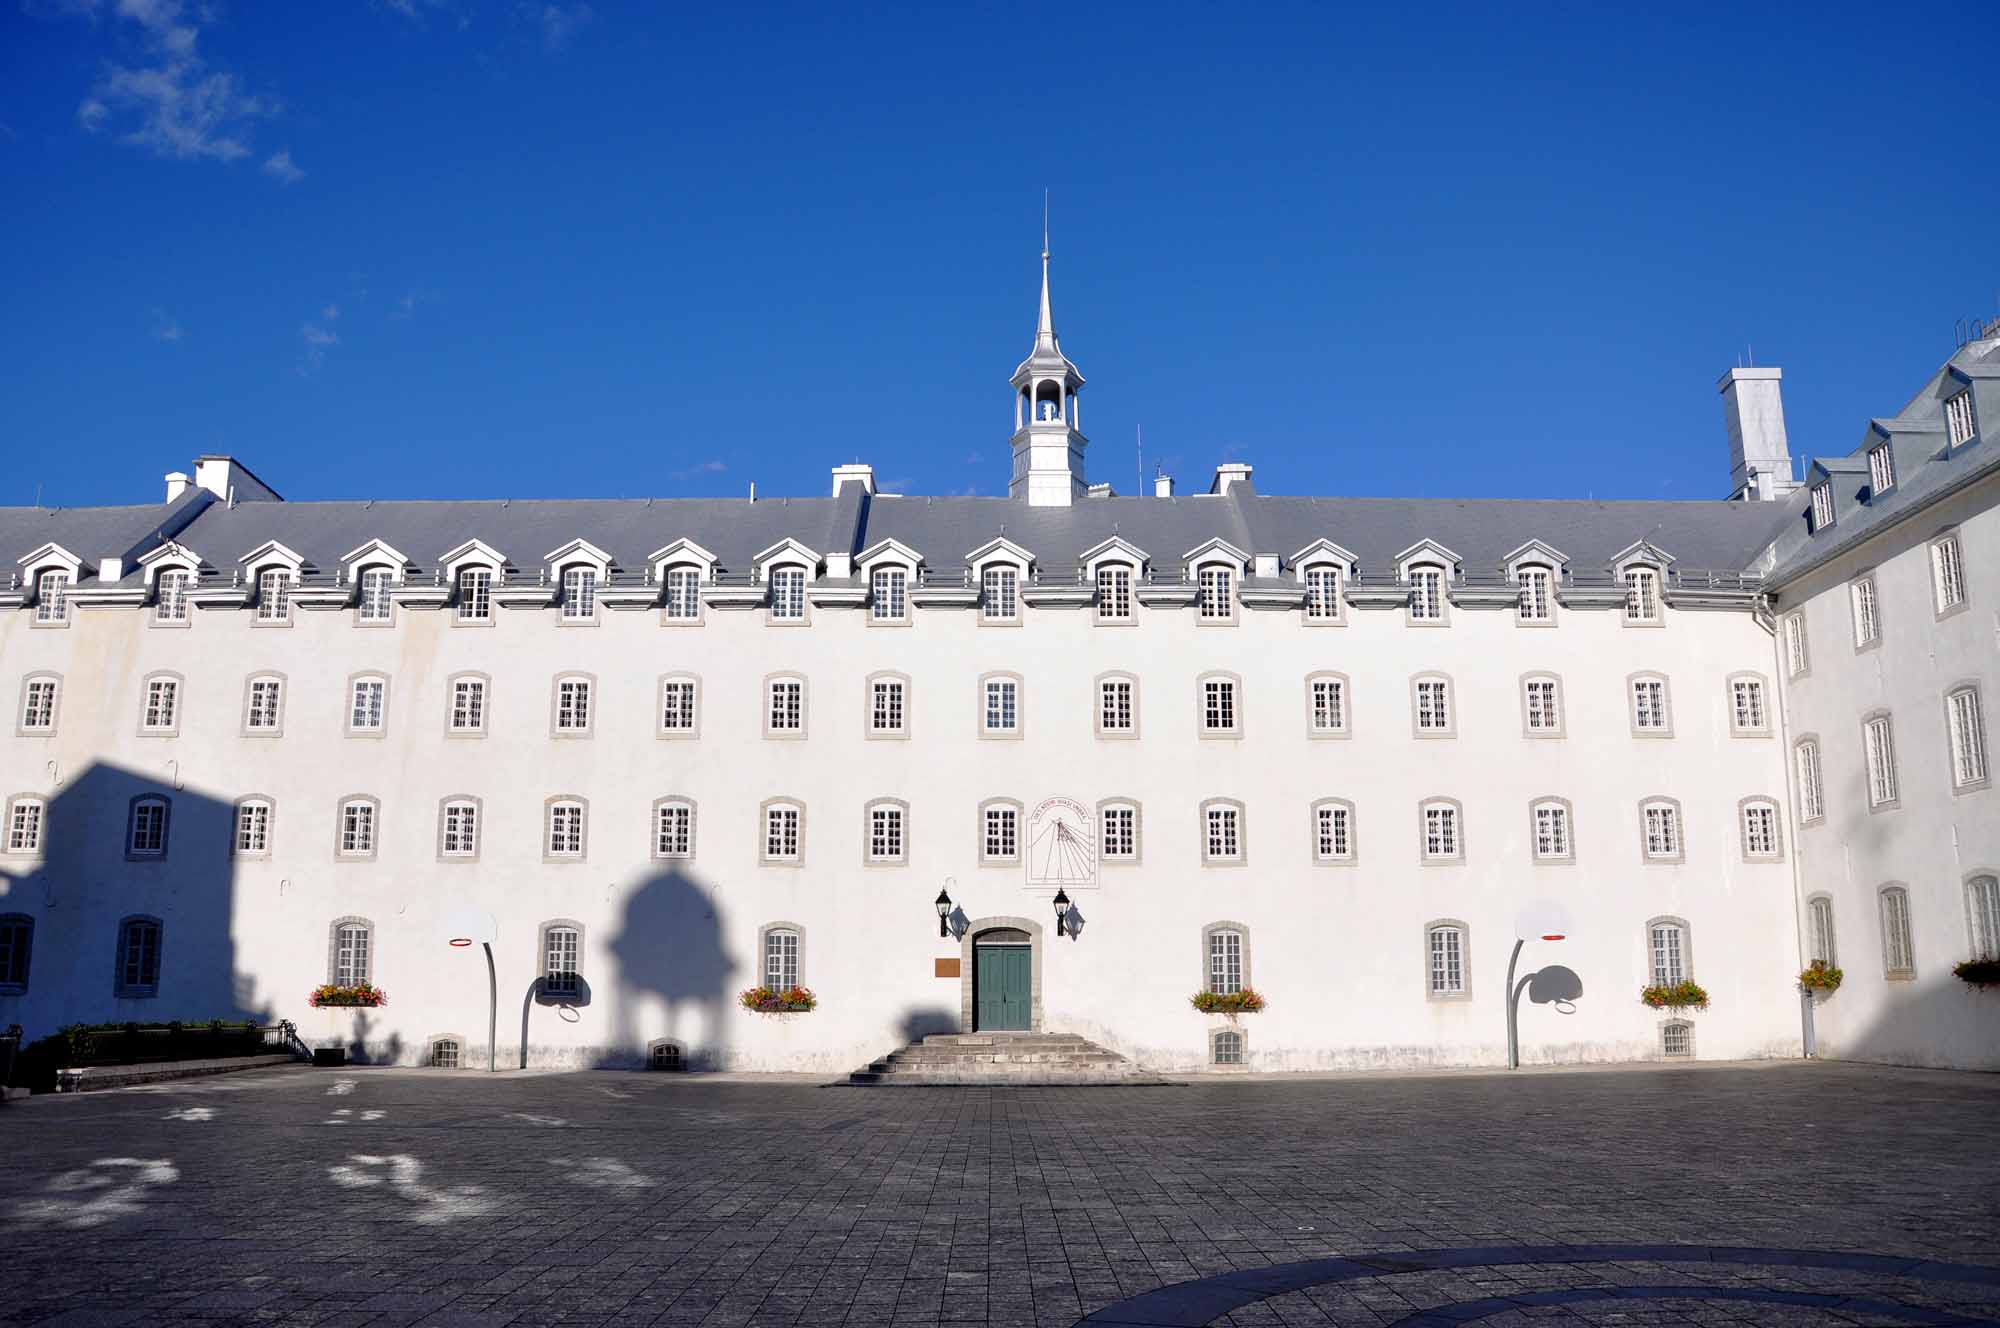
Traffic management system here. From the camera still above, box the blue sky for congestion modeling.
[3,2,1995,508]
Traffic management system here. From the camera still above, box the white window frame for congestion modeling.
[1195,563,1236,624]
[1622,566,1664,625]
[979,799,1021,865]
[1868,442,1896,494]
[559,563,600,624]
[761,924,802,990]
[356,565,396,626]
[127,795,170,859]
[330,918,374,986]
[544,797,588,862]
[254,565,295,625]
[140,672,183,736]
[1628,672,1673,737]
[1198,672,1242,739]
[1307,672,1349,739]
[347,674,388,737]
[553,673,595,738]
[1795,737,1825,825]
[1530,797,1573,863]
[1521,673,1564,739]
[661,564,704,624]
[979,563,1022,625]
[1204,923,1247,995]
[32,567,71,626]
[455,565,496,625]
[1727,673,1769,737]
[1806,894,1838,967]
[1411,673,1454,739]
[336,796,380,860]
[115,916,163,997]
[980,672,1022,739]
[1201,798,1245,865]
[1640,797,1684,863]
[866,672,908,740]
[243,673,287,737]
[760,799,804,865]
[540,921,583,999]
[4,794,47,857]
[869,565,911,624]
[767,564,810,624]
[1850,574,1881,649]
[447,673,490,738]
[18,674,59,735]
[1095,562,1135,625]
[153,566,192,626]
[1407,564,1447,625]
[1863,712,1899,810]
[1930,531,1968,617]
[1098,799,1140,865]
[1515,564,1555,625]
[864,798,908,866]
[764,674,807,739]
[438,797,481,861]
[1425,921,1468,999]
[1739,797,1782,862]
[1301,563,1343,625]
[1809,481,1835,533]
[658,674,700,740]
[1095,673,1138,739]
[1944,389,1977,448]
[1945,685,1989,792]
[1419,799,1463,863]
[1783,611,1809,679]
[1647,917,1690,987]
[232,797,273,859]
[1311,798,1354,864]
[1966,873,2000,962]
[652,798,696,860]
[1879,884,1915,979]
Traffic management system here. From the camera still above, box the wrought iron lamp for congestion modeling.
[934,886,953,938]
[1052,887,1072,939]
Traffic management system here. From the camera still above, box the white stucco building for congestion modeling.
[0,261,1992,1074]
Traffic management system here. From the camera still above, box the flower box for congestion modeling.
[309,983,387,1008]
[1189,988,1266,1015]
[1953,959,2000,988]
[1798,961,1843,993]
[1639,980,1710,1012]
[739,985,816,1014]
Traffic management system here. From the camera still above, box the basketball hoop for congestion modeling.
[1541,933,1567,942]
[449,937,472,948]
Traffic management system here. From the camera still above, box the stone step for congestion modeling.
[849,1032,1167,1086]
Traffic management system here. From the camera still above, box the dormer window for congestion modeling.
[560,565,598,621]
[33,568,70,625]
[1197,565,1234,621]
[1516,566,1554,623]
[1809,481,1835,532]
[1303,565,1340,621]
[981,565,1019,622]
[256,567,293,624]
[1945,390,1977,447]
[154,568,191,624]
[1409,566,1445,622]
[1868,444,1896,494]
[1623,567,1662,624]
[663,566,701,621]
[1096,563,1134,622]
[870,566,908,623]
[456,567,493,623]
[770,566,807,621]
[357,567,395,624]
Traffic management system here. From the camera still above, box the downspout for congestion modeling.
[1759,591,1815,1059]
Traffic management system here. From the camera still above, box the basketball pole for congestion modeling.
[483,941,497,1074]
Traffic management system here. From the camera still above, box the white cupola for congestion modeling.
[1009,240,1088,506]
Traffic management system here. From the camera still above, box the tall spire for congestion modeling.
[1009,193,1088,506]
[1037,190,1057,352]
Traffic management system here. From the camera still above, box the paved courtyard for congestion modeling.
[1,1061,1997,1327]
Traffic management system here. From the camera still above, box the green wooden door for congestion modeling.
[974,945,1032,1031]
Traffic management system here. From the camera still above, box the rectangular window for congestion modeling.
[1948,688,1988,788]
[1423,805,1458,859]
[546,803,584,857]
[543,928,580,996]
[764,806,800,860]
[557,679,592,732]
[1415,679,1450,733]
[1881,891,1914,975]
[119,922,161,994]
[1207,930,1243,995]
[768,680,803,733]
[0,915,29,986]
[1868,443,1896,493]
[457,568,493,622]
[561,566,597,620]
[870,567,907,621]
[335,925,371,985]
[1205,806,1240,860]
[1945,390,1977,447]
[1649,924,1685,986]
[1198,566,1233,620]
[1311,679,1346,733]
[871,680,905,735]
[8,798,45,854]
[1624,568,1661,622]
[1202,679,1237,733]
[34,569,69,624]
[1534,804,1569,859]
[1525,679,1560,733]
[1809,482,1835,532]
[21,679,57,731]
[1796,742,1824,822]
[1932,535,1967,613]
[1096,565,1133,622]
[663,567,701,620]
[1851,577,1879,646]
[1409,567,1443,621]
[1315,806,1350,861]
[234,803,269,855]
[1428,927,1463,994]
[981,566,1018,620]
[984,679,1018,734]
[1783,613,1808,678]
[1517,567,1552,622]
[770,567,807,621]
[256,568,292,623]
[1644,805,1680,858]
[1808,898,1836,966]
[763,930,799,989]
[340,802,376,856]
[1742,803,1778,858]
[441,803,478,857]
[657,679,696,733]
[451,680,487,733]
[1865,716,1898,807]
[358,568,394,623]
[983,807,1017,860]
[246,679,283,731]
[155,569,190,623]
[655,804,692,857]
[1304,566,1341,621]
[143,678,178,732]
[1731,679,1766,733]
[869,807,904,861]
[350,679,386,732]
[1099,679,1133,733]
[1969,877,2000,961]
[1631,679,1668,732]
[129,801,167,856]
[1101,806,1136,859]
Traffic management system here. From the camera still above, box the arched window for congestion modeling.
[328,917,374,985]
[1660,1020,1694,1059]
[659,673,701,737]
[1966,875,2000,961]
[1805,894,1837,967]
[18,673,60,734]
[1646,916,1691,986]
[1515,564,1554,624]
[243,672,287,735]
[140,671,183,735]
[1728,673,1770,736]
[980,672,1022,738]
[1306,672,1349,738]
[233,797,274,858]
[5,795,46,856]
[438,796,481,861]
[648,1040,686,1071]
[1098,799,1140,863]
[448,673,490,736]
[760,923,802,989]
[1200,798,1245,865]
[867,672,909,739]
[1794,738,1825,823]
[1095,672,1137,738]
[1202,923,1248,995]
[760,798,804,864]
[1639,797,1684,863]
[1623,565,1662,624]
[1209,1028,1246,1067]
[1425,920,1468,998]
[662,564,702,622]
[1628,672,1672,736]
[356,566,395,625]
[544,797,588,861]
[978,798,1021,864]
[1878,885,1915,978]
[652,797,695,860]
[1863,712,1899,808]
[1419,798,1462,862]
[559,563,599,622]
[34,567,71,625]
[1849,573,1881,648]
[1946,685,1989,790]
[429,1037,462,1069]
[540,920,583,998]
[765,674,806,738]
[1198,672,1242,737]
[864,798,908,866]
[1095,562,1135,623]
[347,673,388,735]
[1782,611,1809,678]
[979,563,1021,624]
[115,915,163,997]
[1739,797,1782,861]
[552,673,595,736]
[1312,798,1354,864]
[0,913,33,992]
[1530,798,1573,863]
[869,565,910,623]
[126,795,170,860]
[255,565,293,624]
[1302,563,1343,623]
[1521,673,1563,737]
[154,566,192,625]
[337,796,379,859]
[1196,562,1235,622]
[1411,673,1454,737]
[1407,563,1446,623]
[455,565,495,623]
[768,565,808,622]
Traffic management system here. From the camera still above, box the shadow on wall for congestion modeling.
[581,867,736,1070]
[1826,976,2000,1071]
[0,761,269,1043]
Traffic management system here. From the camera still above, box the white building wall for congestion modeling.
[0,586,1801,1073]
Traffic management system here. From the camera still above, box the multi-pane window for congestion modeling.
[654,801,693,858]
[1809,482,1835,532]
[349,677,386,732]
[1741,801,1780,859]
[663,567,701,621]
[1624,567,1662,623]
[1864,715,1899,807]
[34,568,69,624]
[546,801,585,858]
[339,800,377,856]
[1807,897,1837,966]
[769,566,807,621]
[1100,804,1137,860]
[1880,887,1915,976]
[0,914,31,989]
[1428,925,1464,996]
[142,676,179,732]
[1966,875,2000,961]
[155,568,190,623]
[1096,565,1134,622]
[1783,613,1808,678]
[234,800,271,855]
[1532,801,1570,860]
[1661,1019,1693,1059]
[440,801,479,858]
[870,567,908,622]
[1422,802,1459,860]
[117,918,162,996]
[868,803,905,862]
[1409,566,1444,621]
[983,678,1019,735]
[333,923,371,985]
[543,926,580,998]
[1947,687,1988,788]
[1099,678,1134,734]
[1303,565,1341,621]
[1642,802,1680,860]
[1414,677,1451,734]
[430,1039,461,1069]
[1851,577,1879,646]
[556,677,592,733]
[456,567,493,622]
[1207,929,1243,995]
[1649,921,1687,986]
[1202,678,1238,734]
[1944,389,1977,447]
[6,797,46,855]
[1630,676,1669,733]
[1310,677,1346,734]
[1211,1030,1245,1066]
[256,567,293,623]
[451,678,487,733]
[1516,566,1553,623]
[1795,740,1825,823]
[1868,443,1896,493]
[870,678,906,735]
[764,804,801,861]
[246,677,284,732]
[1730,677,1767,734]
[763,928,799,989]
[128,798,168,857]
[358,567,394,623]
[661,678,698,734]
[1524,677,1561,734]
[1204,804,1241,862]
[560,565,597,621]
[1932,534,1967,613]
[1314,803,1352,862]
[1198,566,1234,621]
[982,566,1019,621]
[20,677,57,731]
[982,806,1018,861]
[767,678,803,734]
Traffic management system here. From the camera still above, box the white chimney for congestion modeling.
[1154,473,1174,498]
[1210,462,1253,495]
[164,472,191,502]
[830,463,875,496]
[1719,368,1797,501]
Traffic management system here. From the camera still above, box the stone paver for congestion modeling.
[0,1061,1996,1327]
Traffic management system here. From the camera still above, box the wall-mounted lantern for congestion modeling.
[934,886,953,938]
[1052,887,1073,939]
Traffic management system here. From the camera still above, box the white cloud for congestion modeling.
[261,148,304,184]
[72,0,278,165]
[670,459,727,481]
[149,307,183,342]
[538,3,591,52]
[299,319,340,373]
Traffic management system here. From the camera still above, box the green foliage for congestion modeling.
[1640,980,1711,1011]
[1798,961,1843,992]
[1952,958,2000,988]
[738,985,817,1013]
[1189,988,1267,1015]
